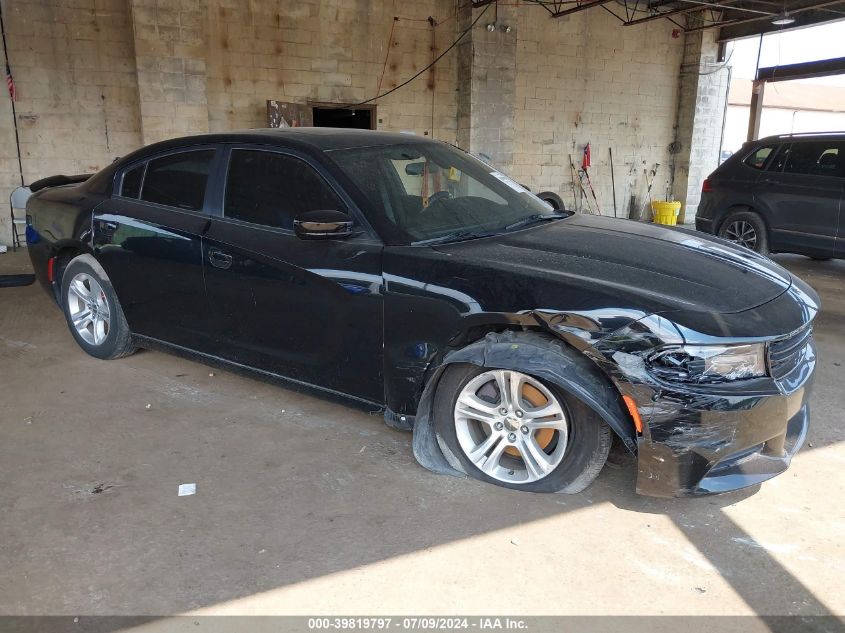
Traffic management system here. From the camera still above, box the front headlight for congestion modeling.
[647,343,767,382]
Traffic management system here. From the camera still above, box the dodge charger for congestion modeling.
[25,129,818,497]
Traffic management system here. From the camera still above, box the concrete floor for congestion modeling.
[1,248,844,619]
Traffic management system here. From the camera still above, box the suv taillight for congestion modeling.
[701,178,713,193]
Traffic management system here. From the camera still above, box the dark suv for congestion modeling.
[696,132,845,259]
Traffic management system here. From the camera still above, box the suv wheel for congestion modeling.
[719,211,768,255]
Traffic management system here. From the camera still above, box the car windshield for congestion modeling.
[328,141,565,245]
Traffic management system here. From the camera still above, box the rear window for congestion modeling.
[744,145,777,170]
[121,164,144,199]
[140,150,215,211]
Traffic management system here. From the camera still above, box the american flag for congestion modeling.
[5,62,15,102]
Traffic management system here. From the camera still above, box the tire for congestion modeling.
[60,254,136,360]
[537,191,565,211]
[433,363,612,493]
[718,210,768,255]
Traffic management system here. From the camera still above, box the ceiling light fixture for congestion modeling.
[771,5,795,25]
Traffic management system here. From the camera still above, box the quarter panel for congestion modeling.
[699,160,764,233]
[25,186,107,298]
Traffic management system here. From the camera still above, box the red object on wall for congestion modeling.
[582,143,591,169]
[5,62,16,102]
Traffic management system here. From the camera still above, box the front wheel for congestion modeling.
[718,211,768,255]
[61,254,136,360]
[434,365,611,493]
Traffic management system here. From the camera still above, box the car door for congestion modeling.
[93,147,220,350]
[201,146,384,403]
[757,140,845,258]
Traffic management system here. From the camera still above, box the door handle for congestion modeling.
[208,249,233,270]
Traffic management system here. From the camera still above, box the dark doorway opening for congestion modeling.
[312,106,375,130]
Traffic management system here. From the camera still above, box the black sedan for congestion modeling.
[25,129,818,497]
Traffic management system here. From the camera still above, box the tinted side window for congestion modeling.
[141,150,215,211]
[768,144,789,172]
[782,141,845,178]
[744,145,777,170]
[224,150,346,229]
[121,164,144,199]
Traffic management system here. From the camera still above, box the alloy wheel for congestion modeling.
[724,220,758,250]
[67,272,111,345]
[454,369,568,484]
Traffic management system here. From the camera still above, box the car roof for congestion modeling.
[128,128,431,160]
[756,131,845,143]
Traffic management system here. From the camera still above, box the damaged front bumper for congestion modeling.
[634,359,813,497]
[601,323,816,497]
[593,275,819,497]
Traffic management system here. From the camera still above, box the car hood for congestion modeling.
[433,214,793,315]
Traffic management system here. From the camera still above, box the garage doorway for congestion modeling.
[312,106,375,130]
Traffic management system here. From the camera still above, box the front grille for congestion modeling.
[768,326,813,380]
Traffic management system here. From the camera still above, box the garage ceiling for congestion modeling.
[471,0,845,40]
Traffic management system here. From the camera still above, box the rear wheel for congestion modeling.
[434,364,611,493]
[718,211,768,255]
[61,255,136,360]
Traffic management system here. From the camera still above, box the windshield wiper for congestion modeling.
[412,213,570,246]
[411,230,497,246]
[504,212,570,232]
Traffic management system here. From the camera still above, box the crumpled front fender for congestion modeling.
[411,330,637,478]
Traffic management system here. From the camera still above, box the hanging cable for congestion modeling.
[338,2,491,108]
[376,17,398,97]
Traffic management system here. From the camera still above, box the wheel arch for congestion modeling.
[411,329,637,478]
[716,204,769,235]
[50,241,95,303]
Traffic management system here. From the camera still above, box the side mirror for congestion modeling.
[293,210,354,240]
[405,162,425,176]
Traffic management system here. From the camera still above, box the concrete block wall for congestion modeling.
[671,23,730,223]
[129,0,209,144]
[456,2,517,172]
[0,0,142,243]
[512,8,685,218]
[0,0,725,244]
[203,0,458,141]
[0,0,458,245]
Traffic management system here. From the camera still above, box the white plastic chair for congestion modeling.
[9,186,31,251]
